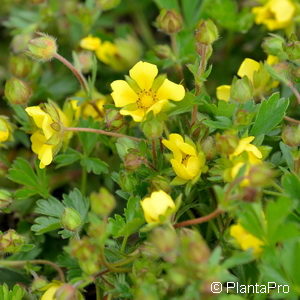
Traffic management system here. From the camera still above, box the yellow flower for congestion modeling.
[69,90,106,121]
[41,283,61,300]
[110,61,185,122]
[230,224,264,256]
[162,134,206,183]
[79,35,101,51]
[216,85,231,101]
[95,41,118,64]
[229,136,262,163]
[25,103,71,168]
[237,58,260,83]
[0,116,12,143]
[141,190,175,223]
[252,0,295,30]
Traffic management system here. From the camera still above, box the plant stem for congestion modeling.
[263,190,283,197]
[54,53,89,92]
[287,81,300,105]
[284,116,300,124]
[65,127,142,142]
[174,208,223,228]
[0,259,65,282]
[151,139,157,168]
[120,235,128,253]
[81,167,87,195]
[170,34,184,81]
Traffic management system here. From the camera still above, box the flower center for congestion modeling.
[137,90,157,109]
[181,154,191,166]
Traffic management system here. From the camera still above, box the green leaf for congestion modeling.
[280,142,294,171]
[203,116,232,129]
[153,0,179,10]
[31,217,61,235]
[223,251,253,269]
[8,158,49,199]
[80,157,109,175]
[78,119,99,156]
[35,197,65,218]
[0,284,26,300]
[55,148,81,168]
[250,93,289,136]
[282,172,300,202]
[181,0,202,28]
[62,188,89,221]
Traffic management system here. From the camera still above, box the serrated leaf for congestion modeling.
[31,216,61,235]
[80,157,109,175]
[8,158,49,198]
[203,116,232,129]
[55,148,81,168]
[35,197,65,218]
[282,172,300,202]
[78,119,99,156]
[62,188,89,221]
[250,93,289,136]
[280,142,294,171]
[109,214,126,238]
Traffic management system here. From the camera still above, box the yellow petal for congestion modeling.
[42,114,56,140]
[111,80,138,107]
[186,156,201,178]
[171,158,191,180]
[41,284,61,300]
[156,79,185,101]
[25,106,48,129]
[216,85,231,101]
[38,144,53,168]
[237,58,260,82]
[120,108,144,122]
[266,55,279,65]
[245,144,263,159]
[0,130,9,142]
[141,190,175,223]
[30,131,46,155]
[80,35,101,51]
[146,99,168,115]
[129,61,158,90]
[270,0,295,23]
[95,41,118,64]
[177,142,196,156]
[231,136,255,157]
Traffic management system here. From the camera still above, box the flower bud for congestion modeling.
[61,207,82,232]
[234,109,254,126]
[150,226,178,259]
[242,187,260,202]
[179,228,210,264]
[262,35,286,58]
[141,118,163,139]
[9,55,33,78]
[215,132,239,156]
[76,51,93,74]
[0,229,25,253]
[151,175,171,193]
[97,0,121,10]
[230,76,253,103]
[31,277,48,291]
[27,33,57,61]
[154,44,172,59]
[4,77,32,105]
[282,125,300,147]
[285,41,300,60]
[124,151,146,171]
[90,187,116,216]
[195,19,218,45]
[55,284,81,300]
[11,33,33,53]
[105,109,124,129]
[156,9,183,34]
[248,164,274,187]
[201,136,216,160]
[0,189,12,210]
[0,116,13,143]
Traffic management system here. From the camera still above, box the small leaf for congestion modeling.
[81,157,109,175]
[31,217,61,235]
[250,93,289,136]
[55,148,81,168]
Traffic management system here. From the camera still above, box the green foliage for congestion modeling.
[0,284,25,300]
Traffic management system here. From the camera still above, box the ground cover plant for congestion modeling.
[0,0,300,299]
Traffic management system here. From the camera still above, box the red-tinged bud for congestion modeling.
[27,33,57,61]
